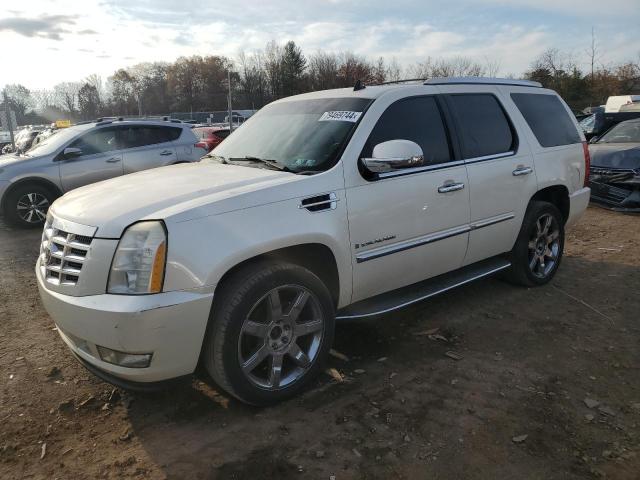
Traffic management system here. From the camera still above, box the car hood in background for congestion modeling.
[589,143,640,170]
[50,161,304,238]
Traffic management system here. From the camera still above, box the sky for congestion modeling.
[0,0,638,90]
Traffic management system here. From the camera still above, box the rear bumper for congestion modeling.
[37,264,214,384]
[566,187,591,229]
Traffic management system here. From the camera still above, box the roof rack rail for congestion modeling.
[424,77,542,88]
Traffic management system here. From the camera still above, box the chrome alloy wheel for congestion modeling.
[16,192,49,224]
[527,213,560,279]
[238,285,324,390]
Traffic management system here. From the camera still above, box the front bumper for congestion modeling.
[566,186,591,228]
[36,264,214,384]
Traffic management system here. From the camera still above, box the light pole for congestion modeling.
[2,89,16,151]
[227,70,233,132]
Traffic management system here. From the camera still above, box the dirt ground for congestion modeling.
[1,205,639,480]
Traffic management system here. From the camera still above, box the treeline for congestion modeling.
[2,40,639,125]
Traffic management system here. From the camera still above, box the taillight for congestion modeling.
[582,141,591,187]
[194,142,207,150]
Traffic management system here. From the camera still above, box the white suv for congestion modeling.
[36,78,591,405]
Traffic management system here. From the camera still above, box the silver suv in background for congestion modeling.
[0,119,207,227]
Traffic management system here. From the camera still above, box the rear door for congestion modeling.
[120,125,180,173]
[59,126,124,192]
[441,90,538,265]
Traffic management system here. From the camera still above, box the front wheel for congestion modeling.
[203,261,335,406]
[506,201,564,287]
[4,184,56,228]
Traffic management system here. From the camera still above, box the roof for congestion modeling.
[275,77,545,104]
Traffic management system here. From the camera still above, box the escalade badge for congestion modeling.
[354,235,396,249]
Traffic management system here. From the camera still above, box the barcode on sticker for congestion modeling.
[319,111,362,122]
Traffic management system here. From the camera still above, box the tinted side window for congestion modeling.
[511,93,581,147]
[448,94,515,159]
[118,126,181,149]
[362,96,450,165]
[69,128,119,155]
[215,129,231,139]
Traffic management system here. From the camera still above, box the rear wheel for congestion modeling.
[4,184,55,228]
[203,261,335,406]
[506,201,564,287]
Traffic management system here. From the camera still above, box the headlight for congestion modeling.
[107,221,167,294]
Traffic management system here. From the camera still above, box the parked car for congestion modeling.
[580,110,640,140]
[36,78,590,405]
[0,119,207,227]
[588,118,640,211]
[605,95,640,113]
[193,126,231,152]
[2,127,42,154]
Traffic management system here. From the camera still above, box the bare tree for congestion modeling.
[53,82,82,115]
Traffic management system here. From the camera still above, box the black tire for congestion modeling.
[203,261,335,406]
[505,201,564,287]
[4,183,56,228]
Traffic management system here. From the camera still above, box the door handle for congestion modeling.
[512,166,533,176]
[160,150,174,156]
[438,182,465,193]
[105,157,121,163]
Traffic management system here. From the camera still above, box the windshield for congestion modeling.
[597,121,640,144]
[25,125,89,157]
[579,114,595,132]
[210,97,372,173]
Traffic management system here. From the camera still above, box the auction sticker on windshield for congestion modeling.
[319,111,362,122]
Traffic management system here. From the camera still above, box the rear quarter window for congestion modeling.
[511,93,581,147]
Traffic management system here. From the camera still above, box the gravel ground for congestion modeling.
[1,206,639,479]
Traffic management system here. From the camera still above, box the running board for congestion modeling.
[336,256,511,320]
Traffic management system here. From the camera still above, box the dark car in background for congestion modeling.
[192,126,231,152]
[580,110,640,140]
[588,118,640,211]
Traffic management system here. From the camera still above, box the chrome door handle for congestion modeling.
[438,182,465,193]
[512,166,533,176]
[105,157,121,163]
[160,150,174,156]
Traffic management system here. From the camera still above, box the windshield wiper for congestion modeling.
[228,156,292,172]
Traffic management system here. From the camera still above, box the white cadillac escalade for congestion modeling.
[37,78,591,405]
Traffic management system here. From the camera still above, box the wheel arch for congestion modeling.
[214,243,341,309]
[1,177,63,214]
[529,185,570,224]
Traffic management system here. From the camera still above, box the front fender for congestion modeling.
[163,192,353,307]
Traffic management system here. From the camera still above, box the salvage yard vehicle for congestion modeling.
[0,119,207,227]
[193,126,231,152]
[36,78,591,405]
[588,118,640,211]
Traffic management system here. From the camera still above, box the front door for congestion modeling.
[59,126,124,192]
[345,95,471,303]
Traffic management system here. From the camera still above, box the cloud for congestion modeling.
[0,14,77,40]
[77,28,98,35]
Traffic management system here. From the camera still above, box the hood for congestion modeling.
[51,161,303,238]
[589,143,640,170]
[0,153,28,167]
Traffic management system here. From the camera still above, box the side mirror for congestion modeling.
[62,147,82,159]
[361,140,425,174]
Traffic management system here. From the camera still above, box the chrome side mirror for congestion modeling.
[62,147,83,159]
[361,140,425,174]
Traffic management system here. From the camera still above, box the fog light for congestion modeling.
[97,346,152,368]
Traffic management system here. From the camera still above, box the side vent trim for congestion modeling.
[299,192,338,212]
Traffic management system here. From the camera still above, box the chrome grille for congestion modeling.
[40,217,93,287]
